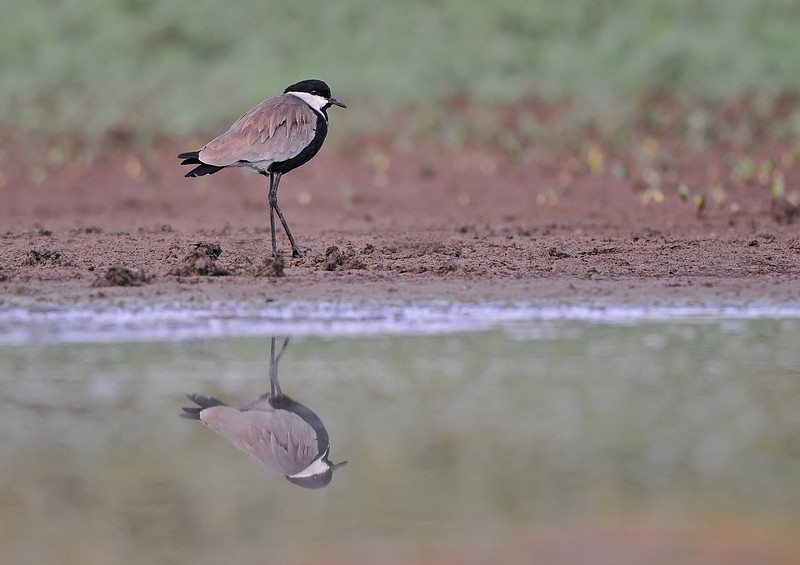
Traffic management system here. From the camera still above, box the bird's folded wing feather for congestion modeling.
[201,406,318,475]
[198,94,318,166]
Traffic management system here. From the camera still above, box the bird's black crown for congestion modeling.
[284,79,332,99]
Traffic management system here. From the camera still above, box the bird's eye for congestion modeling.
[311,90,319,95]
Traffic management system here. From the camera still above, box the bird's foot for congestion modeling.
[291,247,306,258]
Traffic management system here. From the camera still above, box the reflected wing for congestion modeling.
[200,405,319,475]
[198,94,318,166]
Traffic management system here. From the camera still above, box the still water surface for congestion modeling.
[2,319,799,563]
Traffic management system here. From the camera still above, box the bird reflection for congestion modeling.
[181,337,346,488]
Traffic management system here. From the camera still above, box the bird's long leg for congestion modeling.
[275,336,291,364]
[269,336,290,397]
[269,172,304,258]
[269,336,283,397]
[268,173,279,258]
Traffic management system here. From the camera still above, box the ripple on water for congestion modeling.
[0,299,799,344]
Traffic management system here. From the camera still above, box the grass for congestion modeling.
[3,0,800,136]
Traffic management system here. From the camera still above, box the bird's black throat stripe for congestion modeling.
[268,394,330,458]
[268,108,329,175]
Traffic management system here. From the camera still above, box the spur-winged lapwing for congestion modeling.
[178,79,346,258]
[180,337,346,489]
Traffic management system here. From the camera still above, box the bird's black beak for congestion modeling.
[328,97,347,108]
[331,460,348,470]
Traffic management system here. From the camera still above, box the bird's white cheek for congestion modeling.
[287,91,329,112]
[289,457,329,478]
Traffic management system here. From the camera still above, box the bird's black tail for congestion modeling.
[178,151,225,177]
[180,393,226,420]
[178,151,201,162]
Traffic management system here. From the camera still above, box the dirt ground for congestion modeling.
[2,116,800,307]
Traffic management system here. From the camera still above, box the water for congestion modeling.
[4,299,800,344]
[2,318,800,564]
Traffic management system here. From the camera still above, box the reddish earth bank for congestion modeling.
[1,109,800,307]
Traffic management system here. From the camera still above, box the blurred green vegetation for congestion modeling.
[2,0,800,136]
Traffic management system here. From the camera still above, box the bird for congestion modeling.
[180,337,346,489]
[178,79,346,258]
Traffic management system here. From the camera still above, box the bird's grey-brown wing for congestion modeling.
[200,405,319,475]
[198,94,318,167]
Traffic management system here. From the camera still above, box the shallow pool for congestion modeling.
[2,318,799,563]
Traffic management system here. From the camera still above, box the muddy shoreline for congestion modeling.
[2,132,799,314]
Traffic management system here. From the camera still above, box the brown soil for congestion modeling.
[2,120,800,307]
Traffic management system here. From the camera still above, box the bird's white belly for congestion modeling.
[233,160,273,174]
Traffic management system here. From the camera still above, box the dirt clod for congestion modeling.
[324,245,365,271]
[549,247,572,258]
[24,249,62,266]
[325,246,344,271]
[581,247,620,256]
[187,242,222,261]
[93,266,150,287]
[169,242,229,277]
[255,255,285,278]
